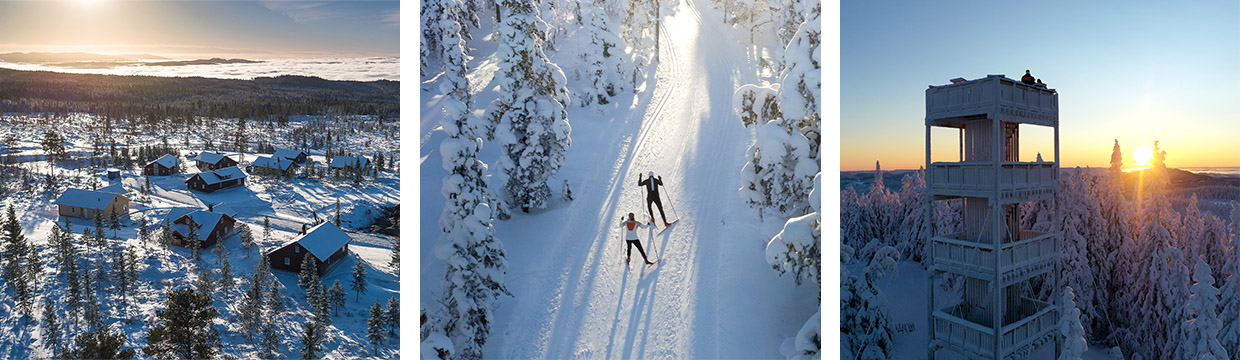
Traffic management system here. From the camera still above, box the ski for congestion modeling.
[656,219,680,234]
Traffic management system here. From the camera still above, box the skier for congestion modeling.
[637,171,672,227]
[620,213,654,265]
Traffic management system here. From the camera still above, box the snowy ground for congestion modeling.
[0,115,401,358]
[420,0,818,358]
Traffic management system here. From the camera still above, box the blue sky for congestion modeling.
[841,1,1240,170]
[0,0,398,58]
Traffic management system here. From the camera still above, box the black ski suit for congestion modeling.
[638,175,669,224]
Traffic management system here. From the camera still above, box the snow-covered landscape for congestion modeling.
[0,113,401,358]
[420,0,821,358]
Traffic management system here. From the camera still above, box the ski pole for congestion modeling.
[666,185,680,221]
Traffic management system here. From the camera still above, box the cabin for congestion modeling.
[249,156,299,176]
[169,209,236,248]
[54,188,130,220]
[329,155,371,171]
[195,151,238,171]
[144,154,180,176]
[186,167,248,193]
[273,148,309,164]
[266,222,351,275]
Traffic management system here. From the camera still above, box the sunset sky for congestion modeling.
[841,2,1240,171]
[0,0,398,58]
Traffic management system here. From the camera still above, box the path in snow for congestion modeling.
[484,0,816,358]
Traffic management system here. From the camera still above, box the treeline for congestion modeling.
[0,68,399,122]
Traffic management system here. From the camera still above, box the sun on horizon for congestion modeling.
[1131,145,1154,170]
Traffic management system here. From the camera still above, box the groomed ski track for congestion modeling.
[481,0,818,358]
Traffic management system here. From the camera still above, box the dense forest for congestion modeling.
[0,68,398,122]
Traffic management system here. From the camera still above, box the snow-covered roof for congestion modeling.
[163,207,198,224]
[148,154,179,168]
[251,156,296,171]
[174,210,231,242]
[330,155,370,169]
[281,222,351,261]
[188,167,248,185]
[196,151,231,165]
[54,188,125,210]
[97,183,126,195]
[273,148,307,160]
[208,203,238,218]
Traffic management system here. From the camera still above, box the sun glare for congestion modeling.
[72,0,104,7]
[1133,145,1154,168]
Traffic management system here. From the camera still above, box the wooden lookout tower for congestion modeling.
[925,75,1061,359]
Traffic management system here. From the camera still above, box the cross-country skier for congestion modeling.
[638,171,672,227]
[620,213,654,265]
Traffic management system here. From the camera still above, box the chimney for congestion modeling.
[208,203,214,212]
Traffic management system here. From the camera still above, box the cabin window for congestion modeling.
[295,246,300,253]
[284,257,290,266]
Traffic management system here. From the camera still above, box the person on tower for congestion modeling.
[1021,69,1035,84]
[638,171,672,227]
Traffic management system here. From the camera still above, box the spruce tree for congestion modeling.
[238,281,265,342]
[310,278,331,324]
[70,324,136,359]
[142,288,221,359]
[298,252,317,290]
[263,216,272,243]
[268,279,285,314]
[67,259,82,326]
[108,210,121,239]
[367,302,386,353]
[219,257,236,294]
[186,219,201,261]
[328,280,346,316]
[1220,202,1240,353]
[138,216,151,247]
[42,298,61,356]
[488,0,572,212]
[298,319,324,360]
[240,223,255,255]
[260,318,280,359]
[93,211,106,249]
[350,260,368,302]
[385,296,399,336]
[1173,259,1229,359]
[441,203,510,358]
[389,239,399,273]
[1060,286,1087,360]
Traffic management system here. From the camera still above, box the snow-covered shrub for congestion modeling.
[895,169,931,264]
[739,117,816,217]
[421,331,454,359]
[778,8,820,159]
[489,0,572,213]
[791,310,819,360]
[765,173,820,286]
[733,83,781,128]
[1172,259,1229,360]
[1060,286,1088,360]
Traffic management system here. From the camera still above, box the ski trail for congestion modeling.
[489,0,774,358]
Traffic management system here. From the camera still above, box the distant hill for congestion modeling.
[143,58,263,66]
[0,67,398,119]
[0,52,168,63]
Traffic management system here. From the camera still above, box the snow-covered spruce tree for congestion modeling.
[1059,170,1097,336]
[488,0,572,213]
[895,169,932,264]
[329,280,346,316]
[1092,141,1136,338]
[621,0,656,89]
[1173,259,1229,359]
[577,2,626,107]
[1060,286,1088,360]
[766,173,821,286]
[351,260,367,302]
[298,252,316,290]
[1219,202,1240,354]
[367,302,386,353]
[1132,142,1190,359]
[420,0,446,76]
[43,298,62,356]
[1181,195,1207,267]
[840,246,899,359]
[440,203,511,359]
[385,296,400,336]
